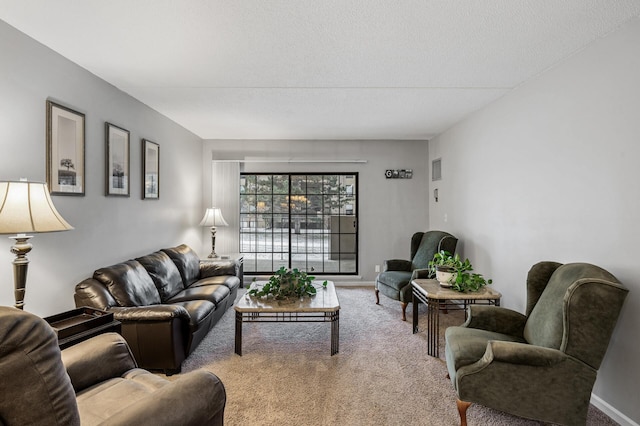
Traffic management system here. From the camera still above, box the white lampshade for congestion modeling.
[199,207,228,227]
[0,181,74,234]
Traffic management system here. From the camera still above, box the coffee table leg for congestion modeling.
[235,310,242,356]
[331,311,340,355]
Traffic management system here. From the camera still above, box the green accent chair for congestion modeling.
[445,261,629,426]
[375,230,458,321]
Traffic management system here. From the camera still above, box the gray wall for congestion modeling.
[201,139,430,282]
[428,17,640,425]
[0,20,204,316]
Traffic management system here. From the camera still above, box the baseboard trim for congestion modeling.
[334,281,375,287]
[591,393,638,426]
[245,276,375,287]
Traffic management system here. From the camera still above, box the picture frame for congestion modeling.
[105,122,130,197]
[46,100,85,195]
[142,139,159,199]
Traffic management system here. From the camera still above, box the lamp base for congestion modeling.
[9,234,33,310]
[208,226,218,259]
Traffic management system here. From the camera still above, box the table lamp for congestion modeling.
[0,180,73,309]
[200,207,228,258]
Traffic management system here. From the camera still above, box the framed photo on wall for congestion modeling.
[105,122,130,197]
[46,100,85,195]
[142,139,159,199]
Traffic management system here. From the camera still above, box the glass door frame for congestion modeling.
[239,172,358,275]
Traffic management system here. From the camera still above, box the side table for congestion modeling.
[411,279,501,357]
[44,307,121,350]
[202,253,244,287]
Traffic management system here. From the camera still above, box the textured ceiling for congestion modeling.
[1,0,639,140]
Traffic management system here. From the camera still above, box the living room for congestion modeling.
[1,2,639,425]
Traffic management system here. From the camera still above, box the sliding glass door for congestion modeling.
[240,173,358,275]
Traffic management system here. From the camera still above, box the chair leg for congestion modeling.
[456,399,472,426]
[401,302,408,321]
[375,289,380,305]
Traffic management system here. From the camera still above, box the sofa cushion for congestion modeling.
[162,244,201,287]
[169,285,230,309]
[75,375,161,423]
[93,260,161,307]
[191,275,240,291]
[174,300,216,332]
[136,251,185,302]
[376,270,412,291]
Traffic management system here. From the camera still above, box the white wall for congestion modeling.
[0,20,204,316]
[429,17,640,425]
[202,139,431,282]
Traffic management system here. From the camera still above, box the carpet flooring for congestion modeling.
[170,287,618,426]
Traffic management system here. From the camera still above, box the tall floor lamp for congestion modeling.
[200,207,228,258]
[0,180,73,309]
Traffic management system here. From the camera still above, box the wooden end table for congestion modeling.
[44,307,121,350]
[411,279,501,357]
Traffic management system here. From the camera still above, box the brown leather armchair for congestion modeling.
[0,306,226,426]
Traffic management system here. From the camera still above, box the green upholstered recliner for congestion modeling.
[445,262,629,426]
[375,230,458,321]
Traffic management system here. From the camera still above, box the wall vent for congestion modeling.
[432,158,442,181]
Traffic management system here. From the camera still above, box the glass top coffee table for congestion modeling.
[411,279,502,357]
[235,281,340,356]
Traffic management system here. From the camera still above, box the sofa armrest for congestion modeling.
[109,304,190,322]
[463,305,527,337]
[98,370,226,426]
[383,259,412,272]
[75,278,118,311]
[61,333,137,393]
[200,260,236,278]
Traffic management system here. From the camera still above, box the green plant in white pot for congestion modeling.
[428,250,492,292]
[429,251,464,286]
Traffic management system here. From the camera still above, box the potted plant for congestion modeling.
[428,251,466,286]
[247,266,328,300]
[428,251,492,292]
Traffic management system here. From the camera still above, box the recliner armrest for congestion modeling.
[383,259,412,272]
[411,268,432,280]
[463,305,527,337]
[61,333,137,393]
[109,304,190,322]
[484,340,568,367]
[97,370,226,426]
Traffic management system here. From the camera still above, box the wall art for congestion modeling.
[105,122,130,196]
[46,100,85,195]
[142,139,159,199]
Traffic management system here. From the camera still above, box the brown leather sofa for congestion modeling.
[0,306,226,426]
[74,244,240,374]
